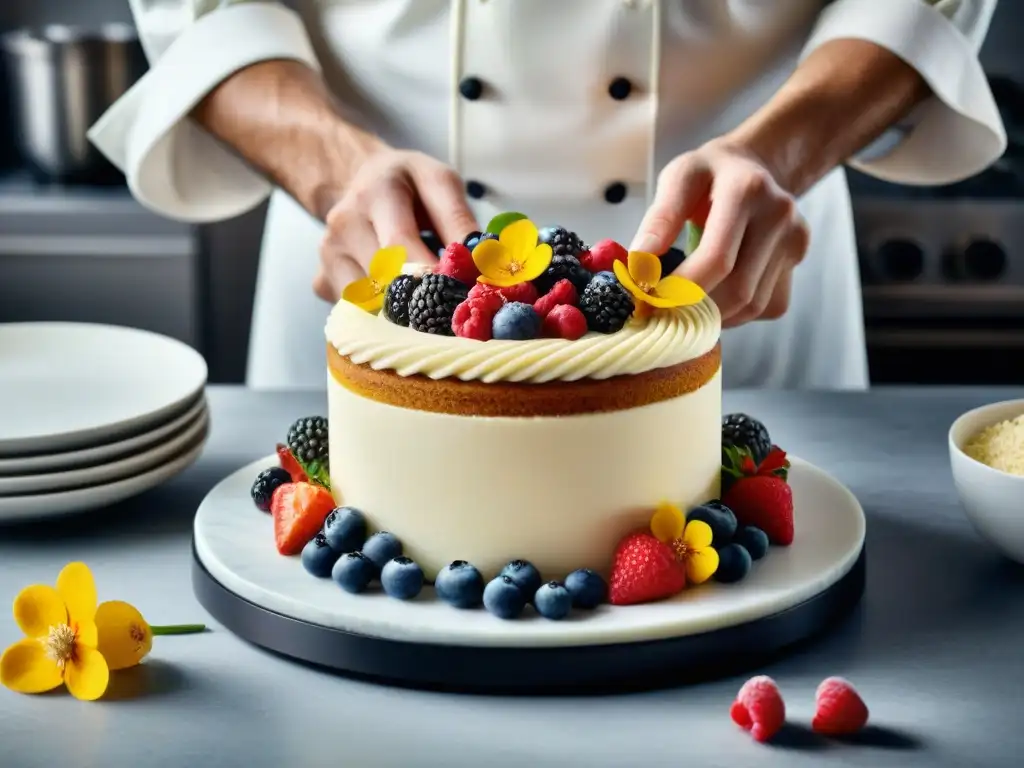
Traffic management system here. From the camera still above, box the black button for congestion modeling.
[608,77,632,100]
[466,180,487,199]
[604,182,627,204]
[459,77,484,101]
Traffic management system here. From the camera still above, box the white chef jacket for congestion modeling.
[90,0,1005,391]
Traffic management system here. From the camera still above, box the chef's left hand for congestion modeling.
[630,139,809,328]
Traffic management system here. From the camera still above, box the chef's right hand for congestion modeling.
[313,149,480,302]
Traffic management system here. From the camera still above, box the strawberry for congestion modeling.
[271,482,336,556]
[812,677,869,735]
[436,243,479,284]
[580,239,628,273]
[275,443,307,482]
[721,445,794,546]
[731,675,786,743]
[608,532,686,606]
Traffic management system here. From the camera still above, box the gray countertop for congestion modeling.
[2,385,1024,768]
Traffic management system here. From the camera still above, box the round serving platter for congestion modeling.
[192,455,866,692]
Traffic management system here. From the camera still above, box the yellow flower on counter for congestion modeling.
[613,250,706,308]
[650,503,719,585]
[342,245,407,312]
[472,219,552,287]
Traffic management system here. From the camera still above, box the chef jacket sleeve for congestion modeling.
[87,0,320,223]
[802,0,1006,185]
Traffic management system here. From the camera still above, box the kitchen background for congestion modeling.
[1,1,1022,386]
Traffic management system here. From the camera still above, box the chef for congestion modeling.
[90,0,1005,390]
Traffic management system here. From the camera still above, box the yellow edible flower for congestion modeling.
[472,219,552,287]
[650,503,719,585]
[613,251,706,308]
[341,245,406,312]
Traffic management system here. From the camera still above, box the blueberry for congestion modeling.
[714,543,752,584]
[534,581,573,620]
[323,506,368,553]
[435,560,485,609]
[492,302,541,341]
[361,531,403,571]
[499,559,542,598]
[735,526,769,561]
[463,231,497,251]
[688,500,738,547]
[420,230,445,258]
[483,576,527,619]
[564,568,608,609]
[331,552,376,593]
[380,556,424,600]
[591,270,618,286]
[301,533,340,578]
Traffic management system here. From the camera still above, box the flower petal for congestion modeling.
[368,245,406,282]
[56,562,97,626]
[651,275,706,307]
[518,243,553,283]
[650,503,685,543]
[613,260,649,304]
[75,620,98,649]
[0,639,63,694]
[472,239,514,281]
[683,519,715,550]
[95,600,152,671]
[13,585,66,638]
[685,546,719,585]
[64,645,109,701]
[627,251,663,288]
[498,218,539,256]
[341,277,382,310]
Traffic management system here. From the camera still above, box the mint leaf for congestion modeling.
[485,212,528,235]
[683,221,702,256]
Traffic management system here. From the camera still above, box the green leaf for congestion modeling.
[485,211,528,235]
[299,458,332,491]
[683,220,702,256]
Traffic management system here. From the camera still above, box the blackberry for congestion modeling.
[539,226,584,259]
[407,273,468,335]
[579,277,634,334]
[532,254,592,295]
[382,274,420,326]
[722,413,771,465]
[286,416,329,467]
[250,466,291,512]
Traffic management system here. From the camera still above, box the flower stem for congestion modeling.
[150,624,206,636]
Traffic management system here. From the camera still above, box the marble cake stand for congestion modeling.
[192,456,866,693]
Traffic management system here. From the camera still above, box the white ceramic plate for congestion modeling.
[0,408,208,496]
[0,322,207,457]
[0,434,206,523]
[194,455,866,648]
[0,396,207,477]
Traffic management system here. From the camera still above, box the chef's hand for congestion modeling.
[630,139,809,328]
[313,149,480,302]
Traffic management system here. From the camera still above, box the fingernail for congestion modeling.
[629,234,659,253]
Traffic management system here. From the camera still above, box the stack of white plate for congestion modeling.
[0,322,209,522]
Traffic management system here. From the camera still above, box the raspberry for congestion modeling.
[812,677,869,735]
[581,239,628,273]
[542,305,587,340]
[436,243,479,285]
[730,676,785,743]
[533,279,578,318]
[452,295,503,341]
[467,282,539,305]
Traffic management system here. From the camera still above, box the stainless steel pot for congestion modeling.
[1,24,148,184]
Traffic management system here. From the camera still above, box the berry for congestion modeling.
[452,294,503,341]
[361,531,403,571]
[687,500,737,547]
[275,443,307,482]
[532,279,578,318]
[382,274,421,326]
[591,270,617,286]
[533,254,592,295]
[714,543,752,583]
[436,242,479,285]
[735,526,769,560]
[722,413,772,466]
[408,273,468,335]
[499,559,542,598]
[579,276,634,334]
[251,467,291,512]
[542,305,587,340]
[435,560,485,609]
[533,582,572,620]
[380,556,425,600]
[812,677,869,735]
[285,416,330,486]
[492,302,541,340]
[581,239,628,273]
[420,230,445,258]
[564,568,607,609]
[468,281,539,305]
[463,231,497,251]
[322,506,367,553]
[301,532,340,578]
[331,551,376,594]
[608,532,686,606]
[270,482,336,556]
[722,447,794,546]
[483,575,527,619]
[731,676,786,743]
[661,247,686,275]
[538,226,584,258]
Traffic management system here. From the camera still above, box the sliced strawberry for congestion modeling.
[609,532,686,606]
[271,482,335,555]
[276,443,307,482]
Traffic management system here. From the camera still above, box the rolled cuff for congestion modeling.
[802,0,1006,186]
[88,2,319,223]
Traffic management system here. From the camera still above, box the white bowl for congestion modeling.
[949,399,1024,563]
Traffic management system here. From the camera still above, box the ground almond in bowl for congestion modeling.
[964,414,1024,476]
